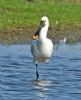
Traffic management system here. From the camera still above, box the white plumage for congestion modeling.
[31,38,53,64]
[31,16,53,79]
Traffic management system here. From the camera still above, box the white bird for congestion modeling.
[59,37,67,43]
[31,16,53,79]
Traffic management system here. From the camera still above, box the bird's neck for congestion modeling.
[39,26,48,40]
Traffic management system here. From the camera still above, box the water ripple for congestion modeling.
[0,43,81,100]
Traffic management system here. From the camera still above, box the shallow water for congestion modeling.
[0,43,81,100]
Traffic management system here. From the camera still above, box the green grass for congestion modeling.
[0,0,81,29]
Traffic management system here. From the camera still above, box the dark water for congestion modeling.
[0,43,81,100]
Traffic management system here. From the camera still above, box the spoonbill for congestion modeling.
[31,16,53,79]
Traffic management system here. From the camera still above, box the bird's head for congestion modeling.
[32,16,49,40]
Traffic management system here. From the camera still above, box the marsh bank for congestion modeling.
[0,26,81,44]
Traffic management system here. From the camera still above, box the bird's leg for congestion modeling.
[36,64,39,80]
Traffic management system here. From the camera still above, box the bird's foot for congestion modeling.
[36,72,39,80]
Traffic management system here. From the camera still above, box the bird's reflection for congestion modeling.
[32,80,52,98]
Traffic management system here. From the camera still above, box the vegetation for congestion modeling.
[0,0,81,43]
[0,0,81,29]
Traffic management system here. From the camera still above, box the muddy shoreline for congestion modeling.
[0,26,81,44]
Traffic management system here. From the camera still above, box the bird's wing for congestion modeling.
[31,41,39,57]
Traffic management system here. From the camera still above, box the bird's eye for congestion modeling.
[40,21,43,24]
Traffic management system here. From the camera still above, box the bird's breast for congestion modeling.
[36,40,53,57]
